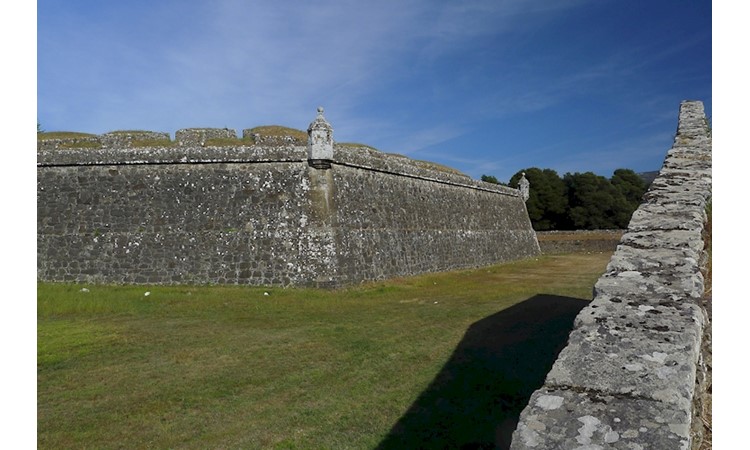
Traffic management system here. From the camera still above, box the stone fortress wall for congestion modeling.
[37,108,541,287]
[511,101,712,449]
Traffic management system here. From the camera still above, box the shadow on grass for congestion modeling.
[377,294,588,450]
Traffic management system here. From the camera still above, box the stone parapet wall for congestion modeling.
[36,143,306,167]
[37,134,102,150]
[37,110,540,287]
[511,101,711,449]
[37,162,330,286]
[175,128,238,146]
[101,131,171,148]
[332,143,520,196]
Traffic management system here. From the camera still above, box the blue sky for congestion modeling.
[37,0,711,182]
[14,3,748,443]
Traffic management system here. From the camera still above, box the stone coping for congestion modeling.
[36,144,307,166]
[37,143,520,197]
[511,100,711,449]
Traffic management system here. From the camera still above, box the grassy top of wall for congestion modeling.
[38,131,98,140]
[37,125,470,180]
[106,130,159,135]
[384,151,468,177]
[246,125,308,143]
[38,132,103,149]
[412,159,467,177]
[338,142,380,151]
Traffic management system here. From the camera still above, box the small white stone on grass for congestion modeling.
[80,288,90,293]
[144,291,151,297]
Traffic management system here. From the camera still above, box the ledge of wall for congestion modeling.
[37,140,518,197]
[511,101,711,449]
[36,144,307,166]
[332,144,521,197]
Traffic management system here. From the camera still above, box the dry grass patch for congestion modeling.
[535,230,624,242]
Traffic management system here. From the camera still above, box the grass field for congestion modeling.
[38,253,611,449]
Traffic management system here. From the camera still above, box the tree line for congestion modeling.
[481,168,649,230]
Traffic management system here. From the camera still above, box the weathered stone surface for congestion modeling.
[618,230,704,255]
[37,135,102,150]
[547,301,705,411]
[307,107,334,165]
[175,127,237,146]
[36,143,306,166]
[511,100,711,449]
[513,388,692,449]
[627,203,705,232]
[604,244,702,276]
[37,109,540,287]
[100,130,170,148]
[331,164,539,284]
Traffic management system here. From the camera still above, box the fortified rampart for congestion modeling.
[37,109,540,287]
[511,101,711,449]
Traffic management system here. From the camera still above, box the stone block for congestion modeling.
[511,388,692,449]
[175,128,237,146]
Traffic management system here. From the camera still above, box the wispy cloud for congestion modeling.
[38,0,598,134]
[38,0,709,184]
[545,131,675,176]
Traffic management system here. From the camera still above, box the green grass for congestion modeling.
[37,132,103,149]
[37,131,98,140]
[247,125,308,143]
[106,130,159,135]
[381,152,467,177]
[338,142,380,151]
[412,159,467,176]
[38,253,610,449]
[37,131,99,140]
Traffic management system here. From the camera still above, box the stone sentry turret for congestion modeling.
[518,172,530,202]
[307,107,334,169]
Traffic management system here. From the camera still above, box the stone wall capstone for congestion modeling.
[510,100,711,449]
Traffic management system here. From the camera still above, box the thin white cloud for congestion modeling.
[40,0,703,186]
[39,0,599,134]
[542,131,675,176]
